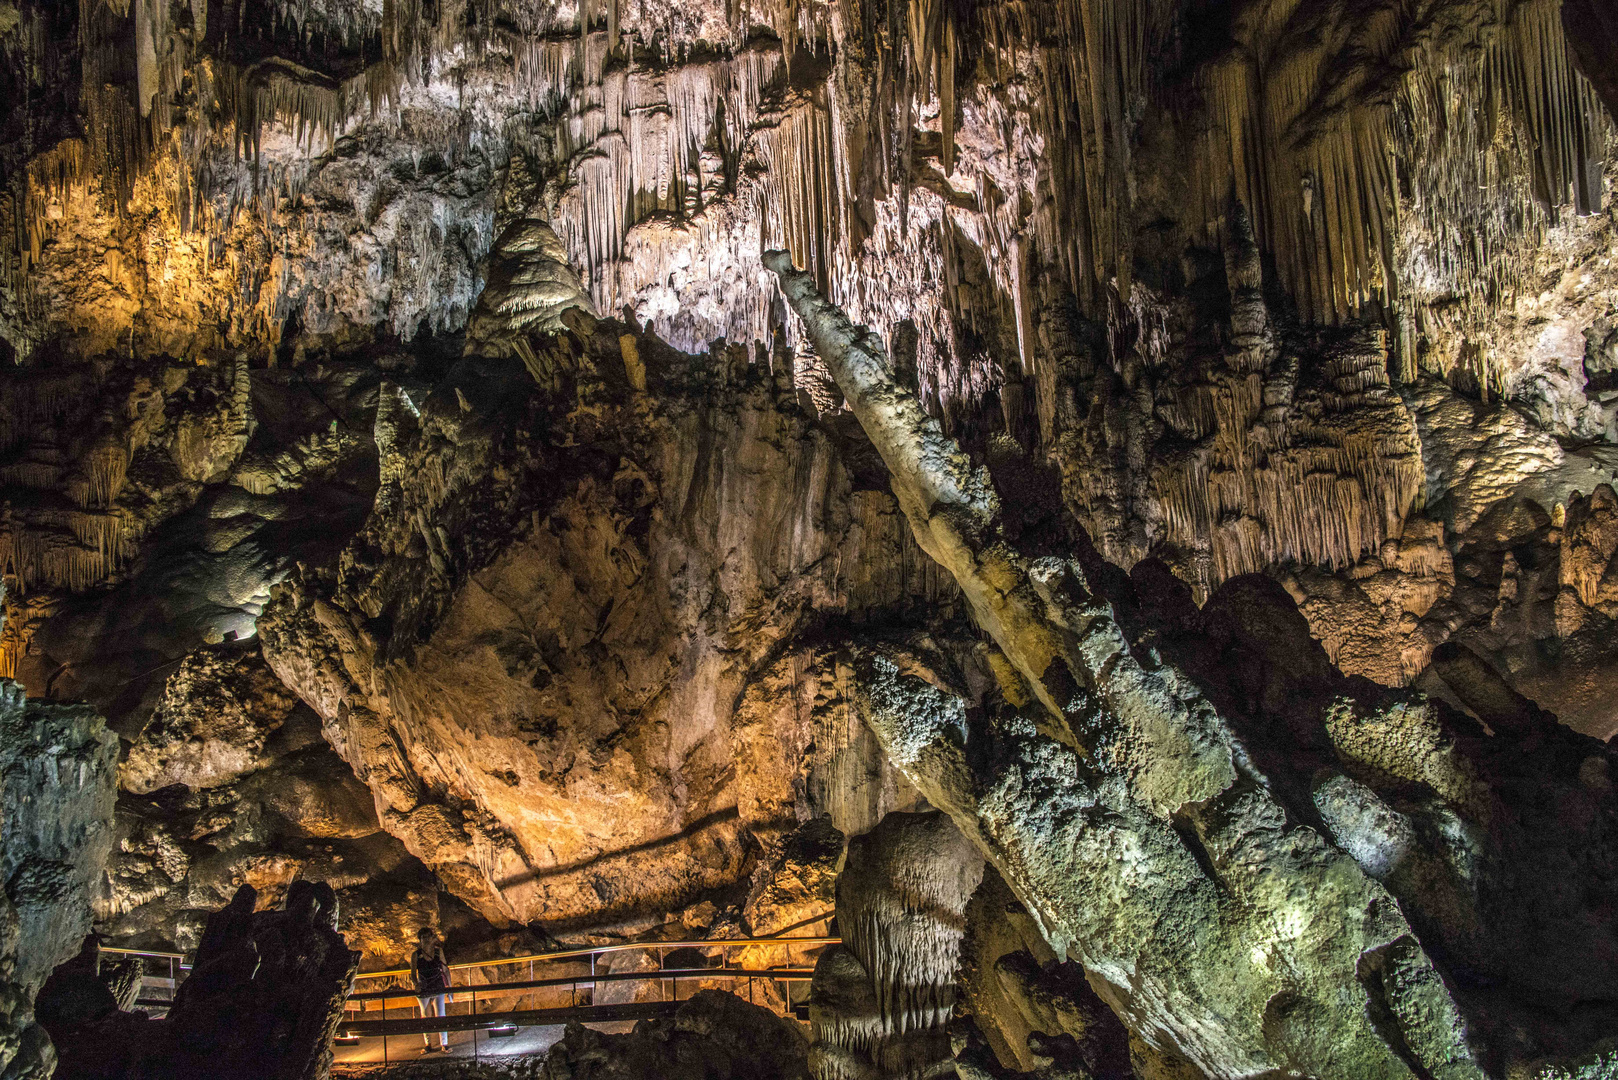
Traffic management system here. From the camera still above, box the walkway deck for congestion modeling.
[106,929,836,1066]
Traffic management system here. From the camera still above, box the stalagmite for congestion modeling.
[809,812,984,1080]
[464,212,596,355]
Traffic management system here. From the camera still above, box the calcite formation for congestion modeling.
[2,0,1618,1076]
[0,681,118,1080]
[100,651,436,966]
[770,254,1618,1076]
[255,312,954,928]
[808,811,983,1080]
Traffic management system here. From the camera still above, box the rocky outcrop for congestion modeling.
[1,346,380,720]
[4,0,1610,429]
[166,881,358,1080]
[463,215,596,359]
[46,881,360,1080]
[0,344,430,963]
[0,680,118,1080]
[121,646,305,793]
[258,311,953,929]
[2,0,1617,1070]
[101,647,443,967]
[808,811,983,1080]
[953,866,1136,1080]
[541,990,810,1080]
[740,815,842,940]
[769,251,1618,1075]
[1280,386,1618,736]
[0,355,251,611]
[1044,219,1426,600]
[327,989,808,1080]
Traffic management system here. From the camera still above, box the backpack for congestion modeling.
[415,947,450,992]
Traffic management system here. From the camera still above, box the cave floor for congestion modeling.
[331,1022,581,1066]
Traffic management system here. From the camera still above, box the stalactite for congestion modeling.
[2,0,1606,419]
[1190,0,1607,352]
[761,89,844,293]
[0,521,129,595]
[69,447,132,510]
[1142,330,1424,599]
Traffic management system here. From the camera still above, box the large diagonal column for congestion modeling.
[764,251,1484,1080]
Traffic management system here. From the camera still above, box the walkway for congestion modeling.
[103,931,837,1066]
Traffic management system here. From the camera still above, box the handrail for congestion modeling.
[346,965,817,1003]
[341,1000,681,1037]
[350,935,840,982]
[333,932,835,1059]
[98,946,189,961]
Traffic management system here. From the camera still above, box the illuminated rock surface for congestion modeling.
[2,0,1618,1076]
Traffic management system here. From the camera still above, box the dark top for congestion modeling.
[412,945,450,995]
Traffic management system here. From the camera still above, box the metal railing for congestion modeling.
[98,945,191,1012]
[94,927,839,1064]
[341,932,838,1064]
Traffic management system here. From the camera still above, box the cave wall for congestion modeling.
[0,681,118,1079]
[4,0,1617,731]
[2,0,1618,1073]
[257,316,951,927]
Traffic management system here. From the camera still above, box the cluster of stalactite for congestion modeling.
[0,369,133,596]
[4,0,1606,388]
[1190,0,1605,338]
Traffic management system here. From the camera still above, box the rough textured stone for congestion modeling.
[0,680,118,1080]
[46,882,360,1080]
[122,647,304,793]
[808,811,983,1080]
[764,253,1618,1075]
[4,0,1618,1071]
[258,316,954,928]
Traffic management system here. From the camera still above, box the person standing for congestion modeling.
[410,926,452,1053]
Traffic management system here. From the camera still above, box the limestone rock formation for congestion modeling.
[463,215,597,358]
[954,867,1136,1080]
[44,882,360,1080]
[1564,0,1618,123]
[539,990,811,1080]
[4,0,1618,1073]
[808,811,983,1080]
[768,251,1618,1076]
[121,646,305,793]
[0,680,118,1080]
[101,648,443,967]
[1278,385,1618,735]
[257,315,953,928]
